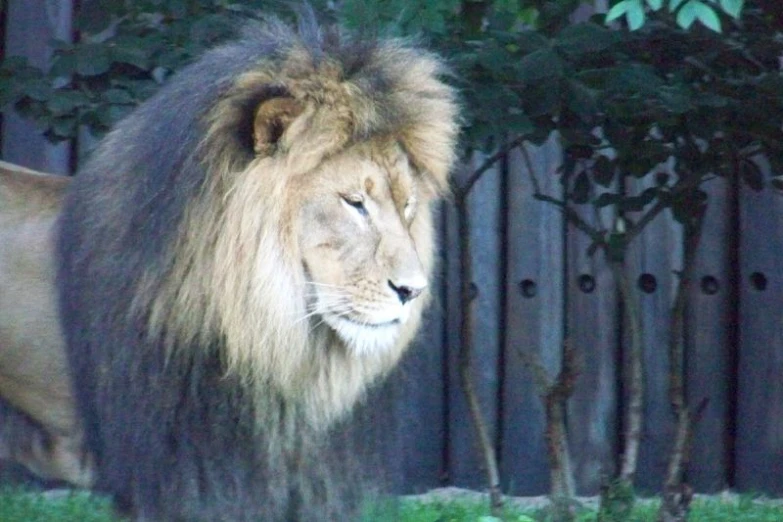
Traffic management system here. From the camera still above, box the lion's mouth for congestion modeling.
[337,315,401,329]
[320,311,402,354]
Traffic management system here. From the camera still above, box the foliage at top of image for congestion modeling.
[0,0,273,141]
[606,0,745,32]
[0,0,782,225]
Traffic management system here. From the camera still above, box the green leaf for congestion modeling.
[606,1,631,23]
[21,80,53,101]
[0,77,15,105]
[81,107,114,131]
[627,1,646,30]
[75,44,111,76]
[50,116,78,138]
[49,52,77,77]
[619,187,657,211]
[48,90,90,115]
[513,31,550,54]
[658,85,693,113]
[110,43,150,70]
[516,48,564,83]
[505,108,534,135]
[668,0,688,11]
[675,1,698,29]
[593,156,615,187]
[108,104,133,125]
[692,1,722,32]
[566,79,598,119]
[517,7,539,27]
[556,23,619,56]
[646,0,664,9]
[523,77,561,117]
[677,1,721,32]
[571,171,591,204]
[719,0,743,18]
[102,88,134,105]
[2,56,29,69]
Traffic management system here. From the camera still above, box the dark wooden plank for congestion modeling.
[446,154,503,489]
[566,196,619,495]
[685,178,732,492]
[736,168,783,495]
[1,0,72,174]
[501,136,565,495]
[625,176,682,493]
[351,312,446,494]
[395,208,448,492]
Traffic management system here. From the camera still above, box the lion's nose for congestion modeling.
[388,279,426,304]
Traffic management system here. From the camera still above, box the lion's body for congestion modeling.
[0,162,92,487]
[57,16,457,521]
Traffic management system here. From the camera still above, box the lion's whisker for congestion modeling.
[304,281,346,288]
[307,307,356,334]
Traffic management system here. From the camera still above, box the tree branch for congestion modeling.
[454,135,528,199]
[658,202,707,522]
[455,195,503,514]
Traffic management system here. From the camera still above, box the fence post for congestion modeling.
[685,178,733,491]
[501,136,566,495]
[736,161,783,495]
[625,173,683,492]
[567,178,619,495]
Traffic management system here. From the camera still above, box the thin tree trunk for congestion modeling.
[545,345,579,522]
[658,215,705,522]
[544,344,578,500]
[517,343,579,504]
[611,260,643,483]
[456,194,503,514]
[596,259,642,522]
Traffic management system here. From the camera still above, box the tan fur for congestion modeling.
[0,162,92,487]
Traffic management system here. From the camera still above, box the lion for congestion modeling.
[0,161,92,488]
[56,14,458,522]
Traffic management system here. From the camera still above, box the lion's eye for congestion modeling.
[341,194,368,217]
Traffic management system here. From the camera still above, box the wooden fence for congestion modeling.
[2,0,783,497]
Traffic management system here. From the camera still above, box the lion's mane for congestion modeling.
[57,14,458,522]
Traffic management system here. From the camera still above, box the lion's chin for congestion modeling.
[323,314,402,356]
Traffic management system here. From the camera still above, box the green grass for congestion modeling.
[378,497,783,522]
[0,488,780,521]
[0,488,118,522]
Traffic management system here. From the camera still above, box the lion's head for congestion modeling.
[71,20,463,427]
[294,140,431,354]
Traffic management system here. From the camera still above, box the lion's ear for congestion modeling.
[253,97,304,155]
